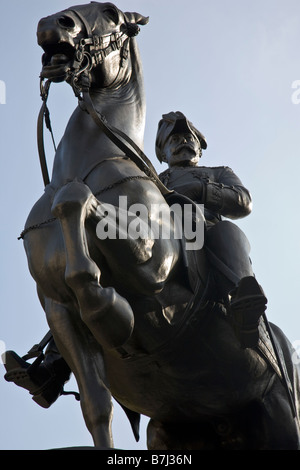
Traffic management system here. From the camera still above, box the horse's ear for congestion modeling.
[124,12,149,26]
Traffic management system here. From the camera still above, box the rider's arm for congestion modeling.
[204,166,252,219]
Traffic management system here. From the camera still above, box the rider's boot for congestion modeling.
[3,342,71,408]
[228,276,267,349]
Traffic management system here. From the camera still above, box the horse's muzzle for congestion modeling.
[37,16,77,82]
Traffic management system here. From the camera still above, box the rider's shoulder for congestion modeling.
[198,165,232,171]
[197,165,235,175]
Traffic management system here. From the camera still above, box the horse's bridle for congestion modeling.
[38,8,171,196]
[64,8,137,96]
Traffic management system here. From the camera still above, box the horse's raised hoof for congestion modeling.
[3,350,70,408]
[229,276,267,349]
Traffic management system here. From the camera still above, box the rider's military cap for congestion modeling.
[155,111,207,163]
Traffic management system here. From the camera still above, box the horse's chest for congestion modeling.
[83,157,147,199]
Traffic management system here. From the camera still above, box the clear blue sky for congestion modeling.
[1,0,300,450]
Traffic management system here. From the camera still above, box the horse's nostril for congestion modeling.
[57,15,76,30]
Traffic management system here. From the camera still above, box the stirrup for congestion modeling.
[3,350,61,408]
[3,349,78,408]
[229,276,267,348]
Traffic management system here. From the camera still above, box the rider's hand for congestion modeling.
[172,180,205,203]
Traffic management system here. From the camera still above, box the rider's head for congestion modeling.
[155,111,207,167]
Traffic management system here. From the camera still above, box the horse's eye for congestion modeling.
[57,15,76,30]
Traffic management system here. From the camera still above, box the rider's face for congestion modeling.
[163,132,201,167]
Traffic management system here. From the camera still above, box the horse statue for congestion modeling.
[4,2,300,450]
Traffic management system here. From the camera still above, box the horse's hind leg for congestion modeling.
[51,181,134,350]
[44,296,114,448]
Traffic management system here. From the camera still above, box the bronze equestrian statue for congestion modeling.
[4,2,300,450]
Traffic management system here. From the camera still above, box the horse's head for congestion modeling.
[37,2,149,91]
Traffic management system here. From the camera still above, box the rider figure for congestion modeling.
[4,111,267,408]
[156,111,267,348]
[156,111,252,228]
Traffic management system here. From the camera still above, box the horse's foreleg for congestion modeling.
[51,181,134,350]
[44,297,114,448]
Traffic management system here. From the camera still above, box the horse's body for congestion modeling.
[21,2,300,449]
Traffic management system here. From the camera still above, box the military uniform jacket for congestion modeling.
[159,165,252,225]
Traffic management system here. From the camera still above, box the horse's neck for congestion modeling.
[51,39,146,186]
[89,79,145,145]
[92,38,146,146]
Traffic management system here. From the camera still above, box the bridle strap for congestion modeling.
[68,8,128,70]
[37,80,52,186]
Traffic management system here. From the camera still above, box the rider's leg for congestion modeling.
[228,276,267,348]
[205,220,267,348]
